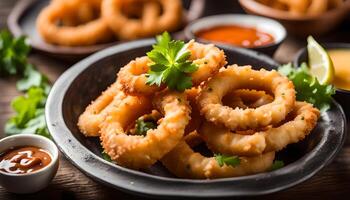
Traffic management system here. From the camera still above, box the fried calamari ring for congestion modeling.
[200,102,320,156]
[100,91,190,169]
[187,40,227,85]
[118,41,226,95]
[277,0,310,14]
[101,0,183,40]
[37,0,113,46]
[77,82,125,137]
[198,65,296,130]
[117,56,165,95]
[161,132,275,179]
[222,89,273,109]
[308,0,328,15]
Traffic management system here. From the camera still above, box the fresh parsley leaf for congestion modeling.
[270,160,284,171]
[215,154,240,167]
[146,32,198,91]
[278,63,335,112]
[135,119,157,136]
[102,152,112,162]
[5,87,50,138]
[17,64,50,93]
[0,30,30,76]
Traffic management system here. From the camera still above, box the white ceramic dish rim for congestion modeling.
[184,14,287,48]
[0,134,59,177]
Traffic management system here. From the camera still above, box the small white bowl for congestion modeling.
[0,134,59,194]
[184,14,287,56]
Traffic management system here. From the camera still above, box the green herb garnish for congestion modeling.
[135,119,157,136]
[102,152,112,162]
[5,87,50,138]
[1,31,51,138]
[0,30,30,76]
[146,32,198,91]
[278,63,335,112]
[215,154,240,167]
[270,160,285,171]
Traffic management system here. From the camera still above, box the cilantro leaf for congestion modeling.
[215,154,240,167]
[146,32,198,92]
[0,30,30,76]
[278,63,335,112]
[135,119,157,136]
[270,160,285,171]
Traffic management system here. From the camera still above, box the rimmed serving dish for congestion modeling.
[7,0,205,60]
[294,42,350,114]
[184,14,287,56]
[239,0,350,37]
[0,134,59,194]
[46,39,347,198]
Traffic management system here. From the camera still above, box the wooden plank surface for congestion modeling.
[1,0,350,199]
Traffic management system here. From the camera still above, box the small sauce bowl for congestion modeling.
[0,134,59,194]
[294,43,350,114]
[184,14,287,56]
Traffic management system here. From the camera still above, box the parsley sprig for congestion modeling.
[146,32,198,91]
[215,154,241,167]
[0,30,30,76]
[278,63,335,112]
[1,30,51,138]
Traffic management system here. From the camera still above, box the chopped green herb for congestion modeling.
[146,32,198,91]
[215,154,240,167]
[270,160,285,171]
[0,30,30,76]
[135,119,157,136]
[278,63,335,112]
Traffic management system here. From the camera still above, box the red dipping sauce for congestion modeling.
[196,25,275,48]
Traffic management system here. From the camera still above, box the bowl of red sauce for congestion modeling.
[0,134,59,194]
[184,14,287,56]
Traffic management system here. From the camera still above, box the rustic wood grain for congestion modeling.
[1,0,349,199]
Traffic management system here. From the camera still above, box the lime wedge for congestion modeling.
[307,36,335,85]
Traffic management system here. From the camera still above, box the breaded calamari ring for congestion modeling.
[37,0,113,46]
[184,87,203,134]
[100,91,190,169]
[198,65,296,130]
[161,132,275,179]
[308,0,328,15]
[118,41,226,95]
[222,89,273,109]
[78,82,125,137]
[278,0,310,14]
[102,0,182,40]
[117,56,165,95]
[187,40,227,85]
[200,102,320,156]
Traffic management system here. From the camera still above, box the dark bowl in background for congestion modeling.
[7,0,205,60]
[294,43,350,115]
[46,39,346,198]
[184,14,287,57]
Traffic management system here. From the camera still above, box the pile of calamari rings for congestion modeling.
[78,40,320,179]
[36,0,183,46]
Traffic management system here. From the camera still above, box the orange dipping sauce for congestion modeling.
[196,25,275,48]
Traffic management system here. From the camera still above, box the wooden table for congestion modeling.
[1,1,350,199]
